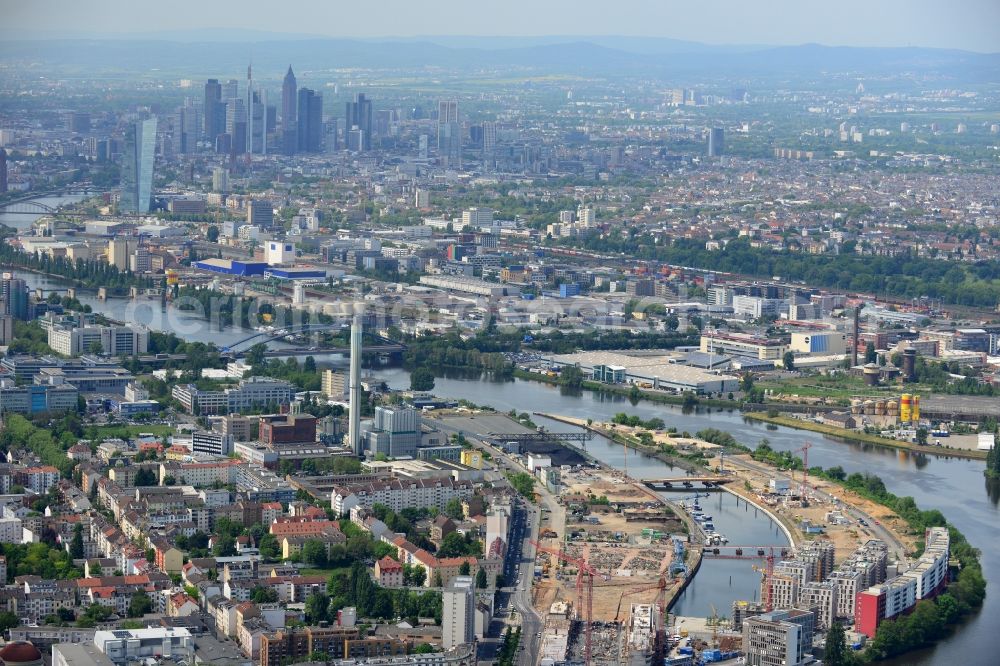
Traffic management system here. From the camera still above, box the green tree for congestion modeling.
[782,351,796,371]
[251,586,279,604]
[459,561,471,576]
[206,225,220,242]
[916,428,928,446]
[127,592,153,618]
[559,364,584,389]
[444,498,464,520]
[0,611,20,633]
[475,568,488,589]
[824,620,855,666]
[302,540,329,567]
[259,534,280,561]
[305,591,330,624]
[246,343,267,367]
[410,368,435,391]
[70,523,85,559]
[133,468,157,487]
[865,342,877,364]
[87,339,104,355]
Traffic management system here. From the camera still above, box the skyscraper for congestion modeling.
[345,93,373,151]
[707,127,725,157]
[0,148,7,194]
[226,99,247,155]
[281,66,297,126]
[204,79,222,140]
[348,313,363,456]
[281,65,298,155]
[297,88,322,153]
[482,121,497,163]
[438,100,461,167]
[119,117,157,214]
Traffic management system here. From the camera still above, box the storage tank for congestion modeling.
[900,394,912,423]
[851,399,863,415]
[863,400,875,415]
[887,400,899,416]
[863,363,881,387]
[875,400,886,416]
[912,395,920,422]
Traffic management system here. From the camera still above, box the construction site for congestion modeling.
[519,413,916,665]
[531,463,704,665]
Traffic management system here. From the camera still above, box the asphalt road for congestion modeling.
[731,455,909,563]
[432,416,544,665]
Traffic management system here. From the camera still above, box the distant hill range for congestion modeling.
[1,32,997,78]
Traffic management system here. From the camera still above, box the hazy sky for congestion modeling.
[4,0,1000,52]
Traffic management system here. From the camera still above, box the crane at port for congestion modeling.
[529,540,607,666]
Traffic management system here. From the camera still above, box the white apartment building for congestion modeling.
[331,478,474,514]
[48,324,149,357]
[442,576,475,649]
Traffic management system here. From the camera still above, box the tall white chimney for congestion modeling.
[348,313,363,455]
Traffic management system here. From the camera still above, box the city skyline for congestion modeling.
[3,0,1000,52]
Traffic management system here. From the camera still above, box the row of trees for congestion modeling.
[751,440,986,662]
[569,234,1000,307]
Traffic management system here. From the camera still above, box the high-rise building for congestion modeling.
[281,65,297,127]
[438,100,461,167]
[297,88,323,153]
[212,167,229,193]
[345,93,373,151]
[363,405,420,458]
[226,99,247,155]
[178,102,200,153]
[222,79,239,100]
[0,274,28,320]
[281,65,298,155]
[0,148,7,193]
[482,121,497,162]
[249,90,266,154]
[348,314,363,455]
[442,576,475,649]
[119,117,157,214]
[204,79,222,140]
[247,199,273,228]
[707,127,725,157]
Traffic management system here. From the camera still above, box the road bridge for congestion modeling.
[487,431,593,444]
[221,323,405,353]
[642,476,734,489]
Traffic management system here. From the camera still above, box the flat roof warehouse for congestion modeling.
[545,350,739,394]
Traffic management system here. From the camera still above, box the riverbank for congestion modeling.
[745,412,988,461]
[536,412,708,474]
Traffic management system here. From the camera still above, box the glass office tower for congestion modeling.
[119,117,157,213]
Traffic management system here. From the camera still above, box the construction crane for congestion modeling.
[614,577,670,664]
[709,603,719,649]
[529,540,606,666]
[797,443,813,504]
[752,548,795,612]
[752,548,776,611]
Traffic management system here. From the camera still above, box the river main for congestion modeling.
[5,196,993,663]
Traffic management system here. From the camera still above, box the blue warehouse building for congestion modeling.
[193,258,268,277]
